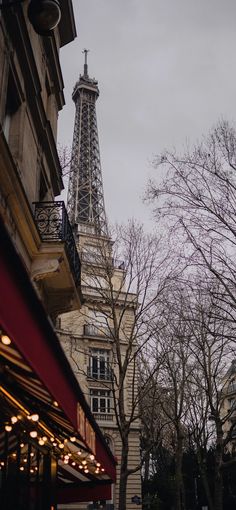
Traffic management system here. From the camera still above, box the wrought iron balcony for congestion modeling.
[84,324,113,338]
[34,201,81,287]
[93,413,114,422]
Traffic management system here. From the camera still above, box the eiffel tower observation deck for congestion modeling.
[67,50,108,238]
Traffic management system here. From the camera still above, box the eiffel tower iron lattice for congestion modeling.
[67,50,108,237]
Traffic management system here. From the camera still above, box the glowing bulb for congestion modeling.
[20,443,24,448]
[12,453,17,458]
[90,454,95,460]
[20,466,24,471]
[50,437,55,442]
[58,443,64,449]
[38,439,45,446]
[0,461,5,466]
[96,463,101,467]
[64,455,69,460]
[53,401,58,407]
[23,458,27,463]
[52,442,57,447]
[70,436,76,442]
[30,452,34,457]
[11,416,18,424]
[101,468,105,472]
[29,431,37,438]
[42,436,47,442]
[79,464,83,469]
[84,468,89,473]
[30,414,39,422]
[72,462,76,466]
[82,460,87,465]
[64,459,69,464]
[77,450,82,456]
[30,468,34,473]
[1,335,11,345]
[5,425,12,432]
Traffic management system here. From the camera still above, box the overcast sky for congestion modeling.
[58,0,236,227]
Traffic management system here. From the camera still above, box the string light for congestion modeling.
[1,335,11,345]
[11,416,18,424]
[29,414,39,422]
[29,431,37,438]
[89,454,95,460]
[5,425,12,432]
[38,438,45,446]
[20,443,24,448]
[52,401,58,407]
[58,443,64,449]
[20,466,24,471]
[70,436,76,442]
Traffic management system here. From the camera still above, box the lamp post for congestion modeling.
[0,0,61,36]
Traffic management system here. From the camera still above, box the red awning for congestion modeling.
[0,220,116,487]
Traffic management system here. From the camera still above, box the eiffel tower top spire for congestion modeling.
[67,50,108,237]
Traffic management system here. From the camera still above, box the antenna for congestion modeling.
[82,48,89,77]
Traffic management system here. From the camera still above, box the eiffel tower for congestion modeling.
[67,49,108,237]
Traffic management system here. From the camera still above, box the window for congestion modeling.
[3,65,23,142]
[88,349,111,380]
[90,389,111,414]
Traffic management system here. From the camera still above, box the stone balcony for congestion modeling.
[33,201,82,318]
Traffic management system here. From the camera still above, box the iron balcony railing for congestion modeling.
[93,413,114,422]
[34,201,81,287]
[84,324,114,338]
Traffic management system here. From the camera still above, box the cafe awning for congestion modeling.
[0,219,116,502]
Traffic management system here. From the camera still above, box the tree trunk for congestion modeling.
[174,432,185,510]
[214,426,223,510]
[118,437,129,510]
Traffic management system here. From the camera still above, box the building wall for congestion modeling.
[0,3,80,321]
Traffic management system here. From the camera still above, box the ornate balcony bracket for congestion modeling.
[33,201,81,287]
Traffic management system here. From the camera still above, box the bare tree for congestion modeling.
[59,220,175,510]
[147,119,236,324]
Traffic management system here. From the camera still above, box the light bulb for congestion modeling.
[42,436,47,442]
[38,439,45,446]
[5,425,12,432]
[84,468,89,473]
[70,436,76,442]
[72,462,76,466]
[1,335,11,345]
[90,454,95,460]
[30,431,37,438]
[20,466,24,471]
[30,414,39,422]
[58,443,64,449]
[82,460,87,465]
[11,416,18,424]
